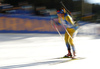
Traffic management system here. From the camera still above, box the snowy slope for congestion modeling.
[0,33,100,69]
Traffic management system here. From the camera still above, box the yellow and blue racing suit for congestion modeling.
[58,13,78,53]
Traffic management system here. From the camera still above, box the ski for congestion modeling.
[50,57,85,65]
[53,56,85,60]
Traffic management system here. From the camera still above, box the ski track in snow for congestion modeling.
[0,33,100,69]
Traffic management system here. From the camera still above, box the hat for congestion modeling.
[57,10,64,14]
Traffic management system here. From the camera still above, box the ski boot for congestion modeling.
[72,51,76,59]
[63,53,72,58]
[63,50,72,58]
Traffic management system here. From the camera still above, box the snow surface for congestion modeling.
[0,33,100,69]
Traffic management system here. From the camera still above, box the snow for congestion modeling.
[0,33,100,69]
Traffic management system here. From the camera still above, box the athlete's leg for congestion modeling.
[64,31,72,57]
[68,28,76,56]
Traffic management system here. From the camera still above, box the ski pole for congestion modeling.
[51,17,73,40]
[60,22,73,39]
[51,18,63,39]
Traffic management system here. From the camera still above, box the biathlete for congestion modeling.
[56,8,79,58]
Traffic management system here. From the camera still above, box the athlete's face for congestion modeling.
[61,13,64,17]
[57,14,61,17]
[57,13,64,18]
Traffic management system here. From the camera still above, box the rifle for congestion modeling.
[60,1,73,19]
